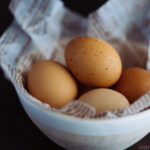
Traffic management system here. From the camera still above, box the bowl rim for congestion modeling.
[18,88,150,135]
[23,90,150,122]
[45,104,150,122]
[17,84,150,122]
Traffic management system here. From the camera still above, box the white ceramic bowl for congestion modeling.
[15,86,150,150]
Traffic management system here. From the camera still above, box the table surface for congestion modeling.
[0,0,150,150]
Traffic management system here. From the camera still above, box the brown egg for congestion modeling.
[27,60,78,108]
[65,36,122,87]
[79,88,129,115]
[113,67,150,103]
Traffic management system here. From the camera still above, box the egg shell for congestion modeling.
[114,67,150,103]
[79,88,129,115]
[65,36,122,87]
[27,60,78,108]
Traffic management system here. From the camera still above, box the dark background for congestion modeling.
[0,0,150,150]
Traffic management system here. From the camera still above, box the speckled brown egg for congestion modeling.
[79,88,129,115]
[27,60,78,109]
[114,67,150,103]
[65,36,122,87]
